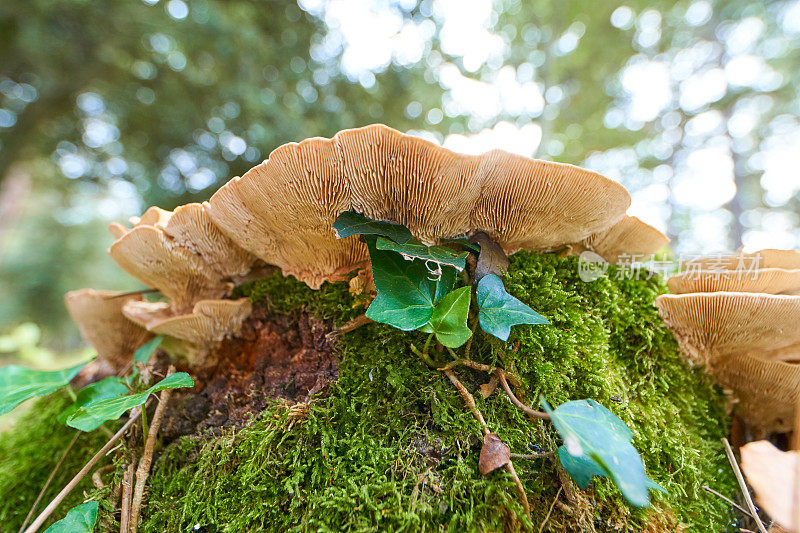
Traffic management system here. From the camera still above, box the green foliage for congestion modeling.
[130,250,737,532]
[44,501,98,533]
[0,392,116,530]
[476,274,549,341]
[332,211,413,244]
[67,373,194,432]
[365,238,456,331]
[542,398,662,508]
[375,237,469,271]
[0,362,85,415]
[419,286,472,348]
[57,376,128,425]
[134,335,164,365]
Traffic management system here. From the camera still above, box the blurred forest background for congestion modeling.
[0,0,798,351]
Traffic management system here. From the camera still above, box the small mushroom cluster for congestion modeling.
[66,124,666,368]
[656,249,800,433]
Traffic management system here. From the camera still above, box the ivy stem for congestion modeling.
[410,343,436,368]
[496,372,550,420]
[325,313,373,341]
[442,368,530,520]
[441,348,523,387]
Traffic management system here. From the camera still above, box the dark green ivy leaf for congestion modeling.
[67,372,194,432]
[0,362,87,416]
[543,398,663,508]
[332,210,413,244]
[57,376,129,425]
[376,237,469,271]
[419,286,472,347]
[44,501,98,533]
[365,238,456,331]
[476,274,549,341]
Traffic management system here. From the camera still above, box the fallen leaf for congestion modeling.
[479,375,499,399]
[478,432,511,475]
[740,440,800,533]
[470,232,509,283]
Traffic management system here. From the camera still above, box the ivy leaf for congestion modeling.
[0,362,87,416]
[375,237,469,271]
[332,210,413,244]
[557,447,666,494]
[67,372,194,432]
[470,232,509,283]
[134,335,164,364]
[422,286,472,348]
[57,376,129,425]
[365,238,456,331]
[542,398,660,508]
[44,501,98,533]
[476,274,549,341]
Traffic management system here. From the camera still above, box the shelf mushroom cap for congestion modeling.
[682,248,800,271]
[571,215,669,263]
[64,289,152,369]
[667,268,800,295]
[206,124,631,289]
[655,292,800,368]
[122,298,252,347]
[109,202,259,313]
[715,353,800,432]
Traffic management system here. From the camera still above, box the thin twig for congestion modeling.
[442,369,530,520]
[23,413,138,533]
[722,438,768,533]
[103,289,159,300]
[325,314,373,340]
[511,451,555,460]
[539,485,562,533]
[702,485,757,520]
[497,372,550,420]
[130,366,175,532]
[120,460,136,533]
[19,433,80,533]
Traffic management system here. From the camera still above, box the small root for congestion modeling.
[497,371,549,420]
[325,314,373,341]
[120,459,136,532]
[538,485,562,533]
[91,464,116,490]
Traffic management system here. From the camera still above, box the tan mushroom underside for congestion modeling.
[123,298,252,347]
[655,292,800,368]
[109,203,258,313]
[206,124,632,288]
[572,215,669,263]
[714,353,800,431]
[667,268,800,295]
[683,248,800,271]
[64,289,152,368]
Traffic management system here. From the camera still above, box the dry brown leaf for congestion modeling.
[740,440,800,533]
[479,375,500,399]
[478,433,511,475]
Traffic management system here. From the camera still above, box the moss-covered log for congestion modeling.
[0,252,737,531]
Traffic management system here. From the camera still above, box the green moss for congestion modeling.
[0,391,117,530]
[0,252,738,532]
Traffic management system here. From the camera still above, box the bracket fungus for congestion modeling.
[657,248,800,432]
[205,124,635,288]
[122,298,252,361]
[109,202,261,313]
[570,215,669,263]
[70,124,666,370]
[64,289,152,371]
